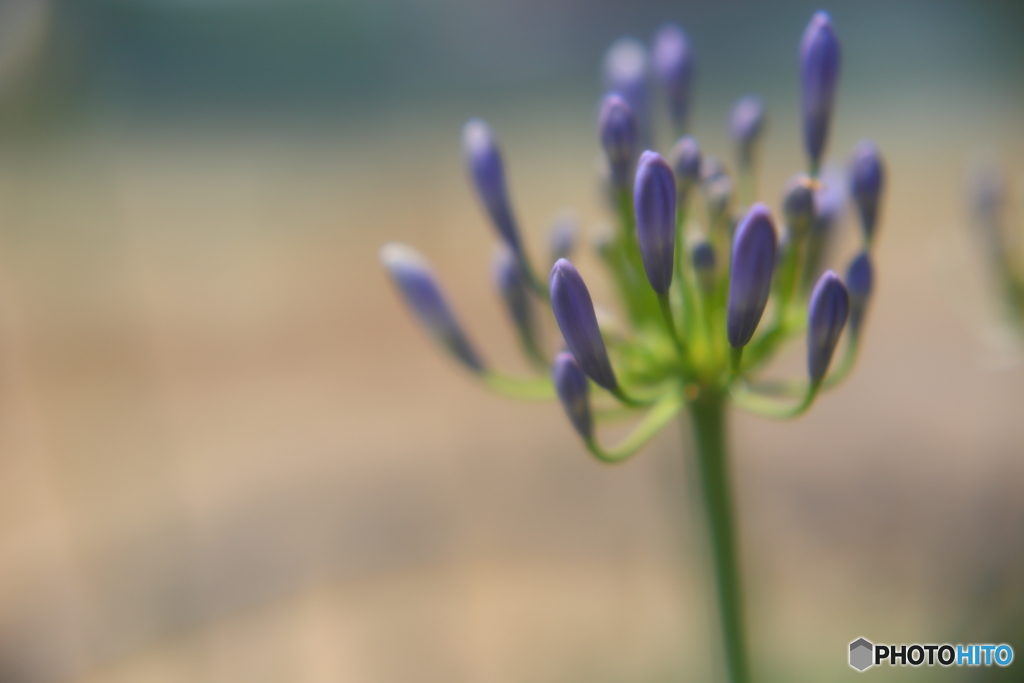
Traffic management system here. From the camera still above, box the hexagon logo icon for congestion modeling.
[850,638,874,671]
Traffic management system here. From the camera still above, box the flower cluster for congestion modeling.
[381,11,885,461]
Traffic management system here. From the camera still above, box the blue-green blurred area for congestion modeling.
[1,1,1024,682]
[3,0,1024,123]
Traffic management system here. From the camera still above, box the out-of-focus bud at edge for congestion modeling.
[800,11,841,170]
[492,245,535,341]
[651,23,694,128]
[598,94,638,189]
[462,119,522,255]
[550,259,619,390]
[552,351,593,440]
[380,242,486,373]
[727,204,778,348]
[548,210,580,265]
[671,136,702,195]
[730,95,765,161]
[849,140,885,242]
[783,174,816,239]
[807,270,850,381]
[634,151,677,294]
[604,37,650,131]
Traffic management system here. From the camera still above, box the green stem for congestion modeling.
[688,390,750,683]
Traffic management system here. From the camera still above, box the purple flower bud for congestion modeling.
[849,140,885,241]
[651,23,694,129]
[550,259,618,390]
[800,11,841,170]
[604,37,650,142]
[845,251,872,333]
[634,151,677,294]
[782,174,816,239]
[548,210,580,265]
[670,135,702,196]
[598,94,638,189]
[727,203,778,347]
[806,269,849,381]
[462,119,522,255]
[492,245,536,346]
[702,159,734,227]
[813,166,846,234]
[552,351,593,440]
[380,242,485,373]
[692,241,716,292]
[730,95,765,161]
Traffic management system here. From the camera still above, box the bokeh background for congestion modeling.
[0,0,1022,681]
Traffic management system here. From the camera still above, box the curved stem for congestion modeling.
[688,389,749,683]
[585,391,681,463]
[729,378,821,419]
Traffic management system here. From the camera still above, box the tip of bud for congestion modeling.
[730,95,766,152]
[671,136,702,192]
[380,242,485,373]
[550,259,618,390]
[727,203,778,348]
[604,37,649,94]
[552,351,593,440]
[461,118,521,253]
[652,23,693,126]
[783,174,817,238]
[849,140,885,240]
[598,94,638,188]
[800,10,841,168]
[692,241,717,291]
[807,269,850,381]
[461,118,494,158]
[845,251,873,304]
[634,151,677,294]
[548,210,581,265]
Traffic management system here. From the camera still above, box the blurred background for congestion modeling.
[0,0,1022,681]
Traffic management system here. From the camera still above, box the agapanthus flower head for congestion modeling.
[492,244,536,345]
[550,259,618,390]
[548,210,580,265]
[806,269,849,381]
[782,174,817,239]
[552,351,593,440]
[634,150,677,294]
[671,135,702,196]
[849,140,885,242]
[727,203,778,347]
[730,95,766,162]
[604,37,650,138]
[799,11,841,171]
[651,23,694,130]
[462,119,522,255]
[380,242,485,373]
[692,241,717,292]
[598,94,638,189]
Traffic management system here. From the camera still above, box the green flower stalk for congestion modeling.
[381,11,883,683]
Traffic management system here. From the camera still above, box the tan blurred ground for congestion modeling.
[0,87,1022,683]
